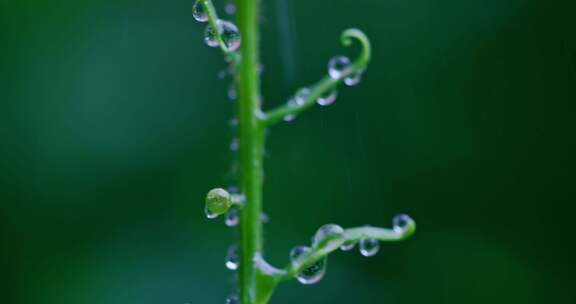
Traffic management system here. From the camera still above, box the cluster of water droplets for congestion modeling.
[327,55,365,86]
[290,246,327,285]
[192,1,241,52]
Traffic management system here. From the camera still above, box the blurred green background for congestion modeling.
[1,0,575,303]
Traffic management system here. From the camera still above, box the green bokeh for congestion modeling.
[1,0,574,303]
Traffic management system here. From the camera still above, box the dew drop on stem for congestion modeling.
[225,294,239,304]
[204,20,241,51]
[225,208,239,227]
[290,246,327,285]
[359,238,380,257]
[225,245,239,270]
[192,0,208,22]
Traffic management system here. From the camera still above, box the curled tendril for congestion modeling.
[341,28,372,73]
[261,28,372,126]
[199,0,240,62]
[277,214,416,281]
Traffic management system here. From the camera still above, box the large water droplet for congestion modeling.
[192,0,208,22]
[225,294,239,304]
[344,67,365,86]
[205,188,232,219]
[204,20,241,51]
[393,214,412,234]
[328,56,351,79]
[316,90,338,106]
[225,245,239,270]
[313,224,344,251]
[359,238,380,257]
[290,246,327,285]
[225,208,239,227]
[340,240,357,251]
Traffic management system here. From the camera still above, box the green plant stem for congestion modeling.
[236,0,264,303]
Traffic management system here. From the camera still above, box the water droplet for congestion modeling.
[328,56,351,79]
[313,224,344,251]
[204,20,241,51]
[225,245,239,270]
[225,208,240,227]
[283,114,296,122]
[224,1,236,15]
[192,0,208,22]
[359,238,380,257]
[205,206,218,219]
[393,214,412,234]
[228,82,237,100]
[340,240,357,251]
[292,88,310,106]
[290,246,327,285]
[217,70,228,79]
[316,90,338,106]
[229,137,239,151]
[344,67,365,86]
[205,188,232,219]
[260,212,269,223]
[225,294,239,304]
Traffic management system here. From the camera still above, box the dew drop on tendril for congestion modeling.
[328,56,351,79]
[290,246,327,285]
[313,224,344,251]
[290,88,310,106]
[359,238,380,257]
[340,239,357,251]
[225,208,239,227]
[204,20,241,51]
[344,68,364,86]
[316,90,338,106]
[283,114,296,122]
[192,0,208,22]
[393,214,412,234]
[225,294,239,304]
[225,245,239,270]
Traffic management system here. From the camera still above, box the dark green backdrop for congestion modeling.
[1,0,575,303]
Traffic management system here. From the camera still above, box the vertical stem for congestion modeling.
[236,0,263,303]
